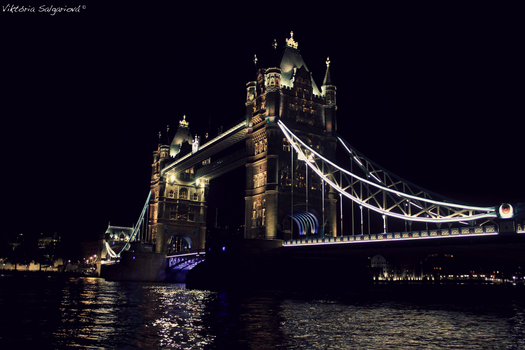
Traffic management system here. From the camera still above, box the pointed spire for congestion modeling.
[323,57,332,86]
[271,38,279,68]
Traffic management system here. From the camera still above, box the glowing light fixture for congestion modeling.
[499,203,514,218]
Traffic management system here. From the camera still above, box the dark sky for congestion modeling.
[2,4,523,241]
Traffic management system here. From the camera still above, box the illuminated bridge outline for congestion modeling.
[278,120,498,225]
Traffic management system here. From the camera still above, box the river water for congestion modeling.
[1,275,524,349]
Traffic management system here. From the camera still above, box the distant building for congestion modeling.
[370,254,422,280]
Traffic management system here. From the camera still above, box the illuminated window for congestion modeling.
[179,188,188,199]
[193,192,198,201]
[253,172,266,188]
[283,138,290,151]
[177,204,188,220]
[254,138,267,156]
[168,189,174,198]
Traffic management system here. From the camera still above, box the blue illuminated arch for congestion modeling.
[288,211,319,236]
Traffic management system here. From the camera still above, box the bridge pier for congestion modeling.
[101,251,167,282]
[186,238,284,289]
[265,190,278,239]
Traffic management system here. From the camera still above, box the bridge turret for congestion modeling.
[245,80,256,133]
[322,57,337,135]
[265,66,281,124]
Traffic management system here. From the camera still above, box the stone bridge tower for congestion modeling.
[149,117,208,254]
[244,33,338,240]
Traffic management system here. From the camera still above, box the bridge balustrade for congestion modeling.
[283,225,498,246]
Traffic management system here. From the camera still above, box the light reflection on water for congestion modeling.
[0,275,524,349]
[279,298,525,349]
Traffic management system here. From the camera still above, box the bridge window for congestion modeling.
[177,204,188,220]
[179,188,188,199]
[189,207,196,221]
[283,138,290,151]
[253,171,266,188]
[168,189,174,198]
[254,138,267,156]
[193,192,198,201]
[251,197,266,227]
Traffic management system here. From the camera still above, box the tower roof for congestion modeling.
[169,115,193,158]
[279,32,322,96]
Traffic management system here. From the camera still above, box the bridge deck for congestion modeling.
[284,225,499,247]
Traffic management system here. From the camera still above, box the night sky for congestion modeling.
[2,4,523,242]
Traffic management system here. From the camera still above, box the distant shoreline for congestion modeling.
[0,269,97,278]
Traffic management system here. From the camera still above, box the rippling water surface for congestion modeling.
[0,275,524,349]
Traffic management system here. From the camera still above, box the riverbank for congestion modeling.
[0,269,97,278]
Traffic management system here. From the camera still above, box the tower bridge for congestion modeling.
[100,33,524,283]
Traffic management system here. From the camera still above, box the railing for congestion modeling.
[283,225,498,246]
[167,252,206,270]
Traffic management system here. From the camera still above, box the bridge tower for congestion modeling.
[244,32,338,240]
[149,117,208,254]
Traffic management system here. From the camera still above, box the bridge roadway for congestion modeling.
[170,225,524,265]
[173,226,525,289]
[284,225,497,247]
[283,225,525,263]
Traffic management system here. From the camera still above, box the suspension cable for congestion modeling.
[278,121,497,223]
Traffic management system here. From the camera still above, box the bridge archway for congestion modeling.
[166,253,205,282]
[167,235,192,255]
[286,209,320,239]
